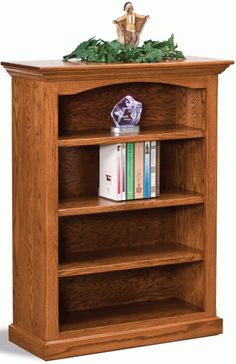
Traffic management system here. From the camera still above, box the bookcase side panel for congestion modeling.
[44,82,59,339]
[175,204,205,309]
[204,76,218,315]
[174,85,206,311]
[12,77,58,340]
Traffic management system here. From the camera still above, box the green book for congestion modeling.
[126,142,134,200]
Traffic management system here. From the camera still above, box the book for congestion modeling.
[126,142,134,200]
[121,143,126,200]
[144,141,151,198]
[99,143,122,201]
[99,141,160,201]
[150,141,157,198]
[117,144,122,200]
[134,142,144,199]
[156,141,161,197]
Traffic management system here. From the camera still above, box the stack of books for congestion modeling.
[99,141,160,201]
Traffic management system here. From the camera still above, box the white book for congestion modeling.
[99,144,122,201]
[150,141,157,197]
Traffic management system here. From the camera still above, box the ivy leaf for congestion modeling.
[63,35,185,63]
[63,37,97,60]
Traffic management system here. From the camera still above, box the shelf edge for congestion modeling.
[58,249,203,277]
[58,127,204,147]
[58,193,205,217]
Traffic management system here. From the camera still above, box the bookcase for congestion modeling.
[1,57,233,360]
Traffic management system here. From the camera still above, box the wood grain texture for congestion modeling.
[9,316,223,360]
[59,83,177,134]
[59,140,205,201]
[59,262,205,317]
[9,325,46,359]
[58,310,210,340]
[59,146,99,199]
[176,87,206,130]
[44,83,59,339]
[2,56,233,81]
[59,207,177,257]
[176,262,204,308]
[59,206,204,276]
[58,191,204,216]
[176,204,204,251]
[56,77,208,96]
[59,243,203,277]
[204,76,218,315]
[59,266,178,313]
[60,298,202,331]
[161,139,205,194]
[3,57,232,359]
[12,77,58,341]
[59,125,204,147]
[175,204,205,308]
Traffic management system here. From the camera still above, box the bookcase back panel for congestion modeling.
[59,83,177,135]
[59,262,204,315]
[59,266,177,312]
[59,208,177,261]
[59,146,99,199]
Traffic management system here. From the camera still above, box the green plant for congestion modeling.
[63,34,185,63]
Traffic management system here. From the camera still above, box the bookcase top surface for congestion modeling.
[1,56,233,81]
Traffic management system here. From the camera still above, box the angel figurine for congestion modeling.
[113,2,150,46]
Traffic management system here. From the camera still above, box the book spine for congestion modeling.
[134,142,144,199]
[121,143,126,200]
[156,141,161,197]
[117,144,122,201]
[126,142,134,200]
[150,141,157,198]
[144,141,151,198]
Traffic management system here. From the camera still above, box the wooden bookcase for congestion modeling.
[1,57,233,360]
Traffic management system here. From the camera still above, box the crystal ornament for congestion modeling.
[111,95,142,128]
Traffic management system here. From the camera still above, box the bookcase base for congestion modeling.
[9,316,223,361]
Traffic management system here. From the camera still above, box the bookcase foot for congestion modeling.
[9,316,223,361]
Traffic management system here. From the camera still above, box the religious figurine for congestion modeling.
[113,2,150,46]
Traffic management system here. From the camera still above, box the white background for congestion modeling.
[0,0,235,362]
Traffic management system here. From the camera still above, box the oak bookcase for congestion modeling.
[1,57,233,360]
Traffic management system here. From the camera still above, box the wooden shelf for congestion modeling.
[59,298,203,332]
[59,243,203,277]
[58,191,204,217]
[58,125,204,147]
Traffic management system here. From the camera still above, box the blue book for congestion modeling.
[144,141,151,198]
